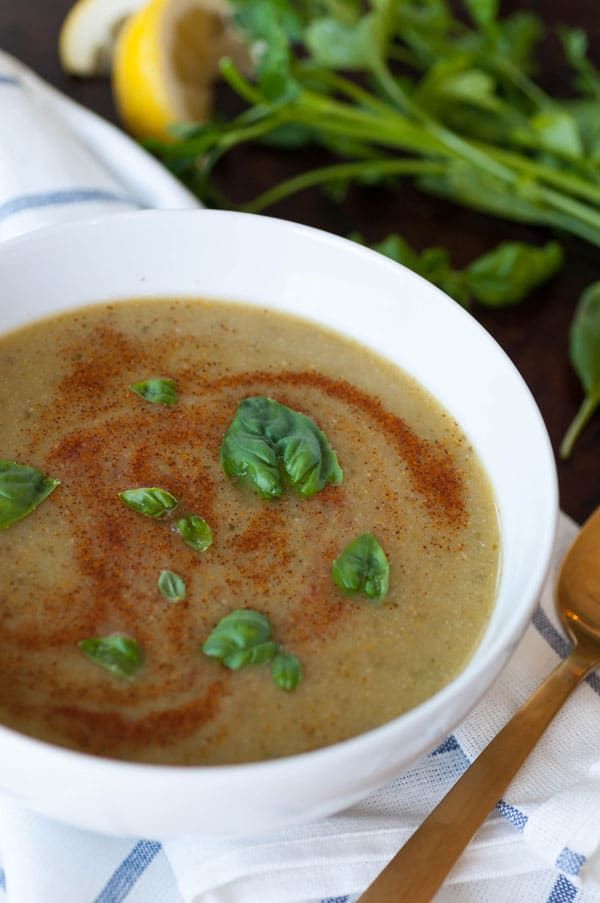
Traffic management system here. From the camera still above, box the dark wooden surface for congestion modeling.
[1,0,598,523]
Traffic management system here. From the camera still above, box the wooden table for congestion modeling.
[2,0,599,523]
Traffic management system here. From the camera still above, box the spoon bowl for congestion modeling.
[558,507,600,648]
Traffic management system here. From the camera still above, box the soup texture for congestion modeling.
[0,300,499,764]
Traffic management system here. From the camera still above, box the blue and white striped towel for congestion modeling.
[1,49,600,903]
[0,49,197,240]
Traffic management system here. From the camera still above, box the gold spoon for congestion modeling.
[358,505,600,903]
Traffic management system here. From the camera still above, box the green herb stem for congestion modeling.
[491,57,551,111]
[420,116,521,184]
[219,56,266,106]
[485,144,600,208]
[559,393,599,458]
[207,112,294,166]
[245,157,448,212]
[372,60,414,114]
[295,91,448,155]
[296,65,397,116]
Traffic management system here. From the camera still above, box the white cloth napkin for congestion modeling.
[1,49,599,903]
[0,49,197,240]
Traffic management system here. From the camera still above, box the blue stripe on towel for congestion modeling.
[0,75,20,85]
[495,799,528,831]
[547,873,578,902]
[533,606,600,694]
[533,607,572,659]
[0,869,5,890]
[94,840,162,903]
[0,189,137,222]
[556,847,586,876]
[430,735,461,756]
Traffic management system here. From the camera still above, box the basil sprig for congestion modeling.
[158,570,186,601]
[332,533,390,601]
[203,609,302,691]
[0,460,60,530]
[119,487,179,518]
[220,396,343,499]
[78,635,143,679]
[129,378,178,406]
[175,514,213,552]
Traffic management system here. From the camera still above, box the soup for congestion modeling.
[0,299,499,764]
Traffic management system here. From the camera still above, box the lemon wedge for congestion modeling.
[59,0,144,76]
[112,0,246,141]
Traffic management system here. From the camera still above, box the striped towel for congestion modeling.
[1,50,600,903]
[0,50,197,240]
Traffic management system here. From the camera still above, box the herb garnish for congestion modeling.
[220,395,343,499]
[203,609,302,691]
[175,514,213,552]
[560,281,600,458]
[120,489,213,555]
[272,652,303,692]
[119,487,179,518]
[332,533,390,602]
[0,460,60,530]
[158,569,186,601]
[78,635,143,679]
[203,610,279,669]
[130,378,178,406]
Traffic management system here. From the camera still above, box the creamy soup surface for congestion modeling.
[0,299,500,764]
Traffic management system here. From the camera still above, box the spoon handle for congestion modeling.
[358,645,598,903]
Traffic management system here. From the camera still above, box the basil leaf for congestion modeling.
[203,609,279,670]
[221,396,343,499]
[129,378,178,406]
[158,570,186,601]
[332,533,389,601]
[464,241,564,307]
[272,652,303,692]
[175,514,213,552]
[78,635,143,679]
[0,460,60,530]
[560,281,600,458]
[119,487,179,518]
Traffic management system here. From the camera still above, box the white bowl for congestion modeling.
[0,209,558,839]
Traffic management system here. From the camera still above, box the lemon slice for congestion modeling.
[112,0,246,141]
[59,0,144,76]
